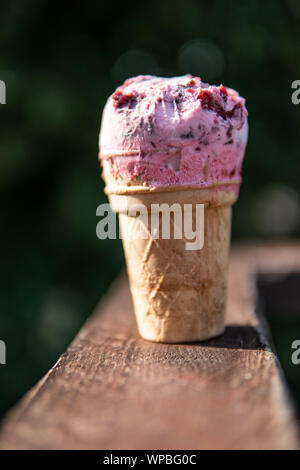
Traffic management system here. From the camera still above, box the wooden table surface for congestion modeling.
[0,244,299,450]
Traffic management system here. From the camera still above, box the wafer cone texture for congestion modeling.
[109,188,236,343]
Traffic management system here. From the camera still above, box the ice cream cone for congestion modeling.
[108,187,237,343]
[99,74,248,343]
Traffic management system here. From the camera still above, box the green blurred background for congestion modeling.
[0,0,300,418]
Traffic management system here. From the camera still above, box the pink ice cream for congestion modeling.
[99,75,248,193]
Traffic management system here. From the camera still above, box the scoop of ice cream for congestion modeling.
[99,75,248,193]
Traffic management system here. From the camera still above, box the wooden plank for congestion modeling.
[0,244,299,450]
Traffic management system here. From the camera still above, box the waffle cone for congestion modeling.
[109,187,237,343]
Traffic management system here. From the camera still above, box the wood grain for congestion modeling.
[0,244,299,449]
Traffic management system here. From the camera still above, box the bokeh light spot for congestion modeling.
[112,50,160,84]
[178,39,225,81]
[251,185,300,237]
